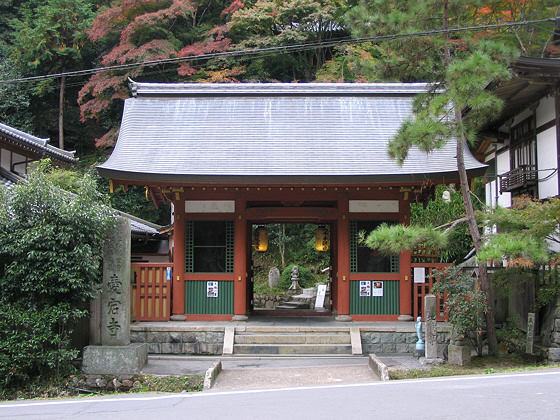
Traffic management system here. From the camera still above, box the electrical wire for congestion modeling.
[0,17,556,85]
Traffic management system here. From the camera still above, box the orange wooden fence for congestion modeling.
[132,263,172,321]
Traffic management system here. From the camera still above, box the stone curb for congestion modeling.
[203,360,222,389]
[368,354,389,381]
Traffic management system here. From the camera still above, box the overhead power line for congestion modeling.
[0,17,557,85]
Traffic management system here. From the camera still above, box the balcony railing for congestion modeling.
[499,165,537,193]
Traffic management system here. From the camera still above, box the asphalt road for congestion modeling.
[2,369,560,420]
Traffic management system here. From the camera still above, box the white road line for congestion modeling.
[2,369,560,409]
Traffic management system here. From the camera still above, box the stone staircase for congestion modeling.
[275,301,310,310]
[223,326,363,356]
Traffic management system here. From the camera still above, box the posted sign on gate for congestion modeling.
[207,281,218,298]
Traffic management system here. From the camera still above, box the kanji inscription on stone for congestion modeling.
[101,217,131,346]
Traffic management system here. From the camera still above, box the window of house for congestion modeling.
[350,220,399,273]
[185,220,234,273]
[508,115,538,196]
[511,115,537,170]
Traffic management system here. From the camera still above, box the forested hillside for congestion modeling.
[0,0,558,222]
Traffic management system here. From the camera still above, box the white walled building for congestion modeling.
[477,57,560,208]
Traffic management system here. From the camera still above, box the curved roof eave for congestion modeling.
[98,168,487,186]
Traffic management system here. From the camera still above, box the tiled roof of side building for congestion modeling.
[98,82,487,184]
[0,166,23,189]
[0,122,78,165]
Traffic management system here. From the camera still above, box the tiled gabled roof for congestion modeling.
[98,82,486,184]
[0,122,77,165]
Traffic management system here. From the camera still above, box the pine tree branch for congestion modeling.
[434,217,468,235]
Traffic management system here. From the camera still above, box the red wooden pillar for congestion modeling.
[171,195,186,320]
[336,193,352,321]
[398,194,413,321]
[233,194,248,320]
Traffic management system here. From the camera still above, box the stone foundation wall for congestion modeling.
[361,331,450,356]
[131,329,224,355]
[131,323,451,356]
[253,294,289,309]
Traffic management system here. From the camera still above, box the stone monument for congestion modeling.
[447,331,471,366]
[82,217,148,374]
[526,312,535,354]
[268,267,280,288]
[422,294,443,365]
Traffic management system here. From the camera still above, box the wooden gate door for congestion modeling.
[132,263,172,321]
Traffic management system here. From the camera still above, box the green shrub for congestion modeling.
[0,303,82,392]
[279,265,315,289]
[0,161,114,392]
[496,315,525,354]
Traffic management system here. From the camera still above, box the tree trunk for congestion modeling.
[279,224,286,269]
[455,111,499,355]
[58,75,65,150]
[443,0,498,355]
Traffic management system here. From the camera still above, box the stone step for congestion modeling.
[276,301,310,310]
[234,333,351,345]
[233,343,353,355]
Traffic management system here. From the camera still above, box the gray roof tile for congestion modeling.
[98,82,486,184]
[0,122,77,164]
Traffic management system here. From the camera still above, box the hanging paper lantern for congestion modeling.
[315,225,330,252]
[254,226,268,252]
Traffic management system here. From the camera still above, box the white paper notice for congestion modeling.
[414,267,426,283]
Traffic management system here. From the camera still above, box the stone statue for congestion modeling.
[415,316,425,351]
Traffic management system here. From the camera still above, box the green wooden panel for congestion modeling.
[350,280,399,315]
[184,281,234,314]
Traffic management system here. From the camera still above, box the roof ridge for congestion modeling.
[129,80,434,97]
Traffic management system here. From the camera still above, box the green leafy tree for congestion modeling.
[479,196,560,309]
[0,49,32,130]
[9,0,95,149]
[409,182,485,264]
[478,196,560,265]
[319,1,557,82]
[228,0,348,81]
[0,161,114,390]
[349,0,527,354]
